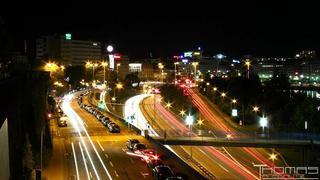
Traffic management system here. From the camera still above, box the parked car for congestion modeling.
[152,165,174,180]
[58,116,68,127]
[127,139,140,150]
[108,124,120,133]
[132,143,147,152]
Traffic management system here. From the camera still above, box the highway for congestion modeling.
[141,95,259,179]
[46,92,196,180]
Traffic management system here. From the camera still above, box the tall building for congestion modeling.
[36,34,101,65]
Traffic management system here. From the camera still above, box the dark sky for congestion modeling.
[2,1,319,58]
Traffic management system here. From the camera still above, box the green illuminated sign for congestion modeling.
[65,33,72,40]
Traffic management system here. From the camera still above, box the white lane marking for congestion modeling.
[71,142,80,180]
[218,163,230,173]
[97,141,105,151]
[62,94,113,180]
[79,142,91,180]
[114,170,119,178]
[83,122,88,127]
[109,161,114,167]
[140,172,149,178]
[104,153,109,159]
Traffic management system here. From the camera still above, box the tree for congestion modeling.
[124,72,140,88]
[65,65,85,87]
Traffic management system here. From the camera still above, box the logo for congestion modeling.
[254,164,319,180]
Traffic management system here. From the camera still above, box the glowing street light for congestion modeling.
[165,102,172,109]
[260,116,268,133]
[253,106,259,112]
[116,83,123,89]
[232,99,237,104]
[174,62,179,82]
[245,59,251,79]
[269,153,277,162]
[213,87,218,91]
[101,61,108,83]
[111,97,116,101]
[192,62,199,80]
[44,62,59,73]
[197,119,204,126]
[179,109,186,116]
[107,45,114,53]
[221,92,226,98]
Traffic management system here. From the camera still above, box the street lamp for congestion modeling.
[107,45,113,53]
[179,109,186,116]
[101,61,108,83]
[213,87,218,91]
[269,153,277,162]
[232,99,237,104]
[253,106,259,112]
[221,92,226,98]
[174,62,179,82]
[158,63,164,82]
[185,114,194,158]
[259,116,268,133]
[192,62,199,81]
[116,63,121,80]
[165,102,172,109]
[245,60,250,79]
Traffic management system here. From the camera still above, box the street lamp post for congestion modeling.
[192,62,199,81]
[174,62,179,83]
[101,61,108,83]
[245,60,250,79]
[260,116,268,134]
[116,63,121,81]
[185,115,194,158]
[158,63,164,82]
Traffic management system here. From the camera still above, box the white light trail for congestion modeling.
[62,94,113,180]
[123,94,158,136]
[79,142,91,180]
[71,142,80,180]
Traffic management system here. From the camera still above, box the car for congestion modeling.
[107,122,116,128]
[96,113,104,120]
[152,165,174,180]
[108,124,120,133]
[58,116,68,127]
[102,118,111,126]
[166,177,183,180]
[132,143,147,152]
[141,149,158,158]
[127,139,140,150]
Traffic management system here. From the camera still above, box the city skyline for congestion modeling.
[1,2,319,58]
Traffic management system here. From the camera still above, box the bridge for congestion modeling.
[149,136,320,149]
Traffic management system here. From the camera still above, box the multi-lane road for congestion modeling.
[44,92,197,180]
[130,88,289,179]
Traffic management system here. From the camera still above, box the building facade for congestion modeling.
[36,34,101,65]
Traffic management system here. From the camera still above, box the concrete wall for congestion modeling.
[0,118,10,180]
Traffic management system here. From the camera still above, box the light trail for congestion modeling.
[187,88,289,178]
[62,94,113,180]
[79,142,91,180]
[71,142,80,180]
[123,94,158,136]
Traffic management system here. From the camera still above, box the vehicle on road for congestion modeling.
[127,139,140,150]
[132,143,147,152]
[152,165,174,180]
[108,124,120,133]
[58,116,68,127]
[146,158,163,170]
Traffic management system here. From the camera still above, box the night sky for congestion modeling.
[2,1,319,58]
